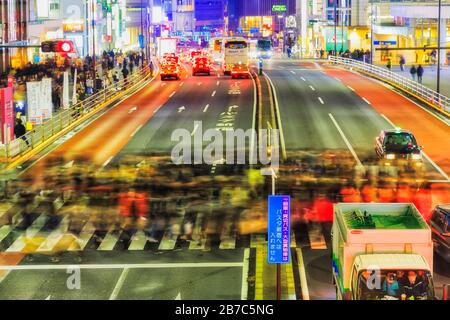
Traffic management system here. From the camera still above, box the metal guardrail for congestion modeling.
[0,65,153,165]
[329,56,450,117]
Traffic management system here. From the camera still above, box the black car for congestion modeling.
[374,129,423,167]
[430,205,450,263]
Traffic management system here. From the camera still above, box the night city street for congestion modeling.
[0,0,449,312]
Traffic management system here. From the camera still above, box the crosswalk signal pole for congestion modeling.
[271,168,281,301]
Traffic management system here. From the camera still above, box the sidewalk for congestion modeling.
[376,63,450,97]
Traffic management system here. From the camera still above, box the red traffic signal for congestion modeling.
[40,40,75,54]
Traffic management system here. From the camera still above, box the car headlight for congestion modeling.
[386,154,396,160]
[412,153,422,160]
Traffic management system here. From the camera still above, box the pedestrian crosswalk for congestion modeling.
[0,212,332,254]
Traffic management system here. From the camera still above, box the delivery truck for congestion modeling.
[157,38,177,58]
[332,203,444,300]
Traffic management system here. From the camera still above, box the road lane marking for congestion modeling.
[161,83,167,87]
[362,97,371,105]
[263,72,287,161]
[191,123,200,136]
[179,82,184,87]
[203,104,210,112]
[153,105,163,114]
[102,156,114,168]
[130,125,143,137]
[318,97,325,105]
[309,85,316,91]
[296,248,310,300]
[250,75,257,166]
[128,231,147,251]
[307,223,327,250]
[381,114,450,181]
[301,77,306,81]
[347,85,355,92]
[290,70,296,74]
[217,81,220,86]
[109,267,130,300]
[198,82,202,86]
[241,248,250,300]
[178,106,186,113]
[128,106,138,114]
[211,90,217,97]
[98,231,120,250]
[169,91,176,98]
[0,262,245,270]
[329,113,364,168]
[6,215,47,252]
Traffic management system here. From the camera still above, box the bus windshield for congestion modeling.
[357,269,434,300]
[225,41,247,49]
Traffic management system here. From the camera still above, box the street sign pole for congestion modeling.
[268,189,290,301]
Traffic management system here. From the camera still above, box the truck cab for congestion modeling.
[430,205,450,263]
[332,203,438,300]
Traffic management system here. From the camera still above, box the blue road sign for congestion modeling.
[268,195,290,264]
[374,40,397,46]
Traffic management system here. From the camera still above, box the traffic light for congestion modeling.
[40,40,75,55]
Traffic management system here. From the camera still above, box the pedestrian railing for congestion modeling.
[0,65,154,167]
[328,56,450,118]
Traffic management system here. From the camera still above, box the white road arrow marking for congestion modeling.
[63,160,74,169]
[178,106,186,113]
[228,105,239,112]
[128,106,138,114]
[175,292,181,300]
[45,295,51,300]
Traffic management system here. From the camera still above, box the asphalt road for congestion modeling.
[0,250,246,300]
[265,58,450,300]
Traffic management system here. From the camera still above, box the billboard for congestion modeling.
[0,86,14,144]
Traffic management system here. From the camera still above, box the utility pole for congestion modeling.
[91,0,96,81]
[334,0,337,56]
[437,0,442,94]
[370,0,374,64]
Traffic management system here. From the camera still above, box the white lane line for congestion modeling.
[130,125,143,137]
[362,97,371,105]
[203,104,210,113]
[191,123,200,136]
[211,90,216,97]
[0,262,245,270]
[198,82,202,86]
[161,83,167,87]
[334,77,342,83]
[179,82,184,87]
[296,248,310,300]
[300,77,306,81]
[309,85,316,91]
[249,75,257,166]
[318,97,325,105]
[347,85,355,92]
[381,114,450,181]
[329,113,363,168]
[264,72,287,160]
[109,268,130,300]
[102,156,114,168]
[169,91,176,98]
[153,105,163,114]
[216,81,220,86]
[241,248,250,300]
[290,70,296,75]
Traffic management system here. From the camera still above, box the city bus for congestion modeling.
[222,37,249,75]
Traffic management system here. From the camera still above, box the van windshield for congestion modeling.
[357,269,434,300]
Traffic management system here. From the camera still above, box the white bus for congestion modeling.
[222,37,249,75]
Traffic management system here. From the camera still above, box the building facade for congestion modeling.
[0,0,28,73]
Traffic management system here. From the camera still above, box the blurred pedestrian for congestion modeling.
[14,118,29,147]
[410,65,417,81]
[399,56,406,71]
[417,65,424,84]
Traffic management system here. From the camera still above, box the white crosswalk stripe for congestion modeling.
[6,215,47,252]
[128,231,148,251]
[307,223,327,250]
[98,230,120,251]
